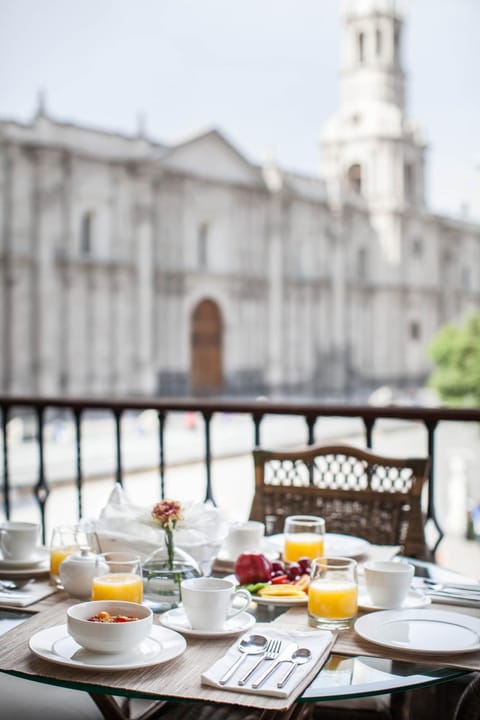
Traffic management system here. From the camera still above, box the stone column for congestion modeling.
[59,152,74,393]
[32,149,61,394]
[266,193,285,393]
[329,212,347,392]
[132,171,155,394]
[1,142,14,391]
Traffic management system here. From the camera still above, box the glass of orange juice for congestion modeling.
[283,515,325,563]
[91,551,143,603]
[308,556,358,629]
[50,525,90,587]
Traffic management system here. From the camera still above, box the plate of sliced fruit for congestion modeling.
[229,553,311,606]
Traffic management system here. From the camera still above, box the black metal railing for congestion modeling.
[1,394,480,553]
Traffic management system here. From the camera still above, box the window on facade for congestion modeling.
[376,28,382,57]
[394,27,400,62]
[411,236,423,257]
[197,222,209,269]
[404,163,415,204]
[409,321,421,341]
[358,32,365,63]
[347,164,362,194]
[358,247,368,278]
[462,267,471,291]
[80,211,94,255]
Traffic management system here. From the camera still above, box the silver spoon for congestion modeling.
[277,648,312,688]
[218,634,268,685]
[0,578,35,591]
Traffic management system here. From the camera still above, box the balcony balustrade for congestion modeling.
[1,394,480,556]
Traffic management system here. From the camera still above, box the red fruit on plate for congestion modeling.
[234,553,273,585]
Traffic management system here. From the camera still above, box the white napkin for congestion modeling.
[94,484,229,575]
[201,624,334,699]
[0,581,56,608]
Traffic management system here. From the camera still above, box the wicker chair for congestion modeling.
[454,673,480,720]
[249,443,431,720]
[250,443,431,559]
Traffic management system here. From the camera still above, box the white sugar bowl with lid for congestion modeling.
[59,547,109,599]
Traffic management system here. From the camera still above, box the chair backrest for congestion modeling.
[454,673,480,720]
[249,443,431,559]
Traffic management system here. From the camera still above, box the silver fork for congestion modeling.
[237,638,283,686]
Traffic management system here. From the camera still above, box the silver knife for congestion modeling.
[426,591,480,606]
[416,579,480,593]
[251,659,285,689]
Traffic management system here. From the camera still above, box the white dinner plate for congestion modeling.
[268,533,370,559]
[253,592,308,607]
[355,609,480,654]
[160,608,255,638]
[0,546,48,570]
[324,533,371,558]
[29,623,186,670]
[222,573,308,607]
[358,588,431,612]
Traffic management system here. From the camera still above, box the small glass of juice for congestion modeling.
[283,515,325,563]
[308,556,358,630]
[91,551,143,603]
[50,525,90,587]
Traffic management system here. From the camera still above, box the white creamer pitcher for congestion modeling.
[59,547,109,599]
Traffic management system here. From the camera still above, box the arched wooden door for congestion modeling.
[190,299,224,394]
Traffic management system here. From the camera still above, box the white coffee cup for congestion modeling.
[364,560,415,608]
[225,521,265,559]
[0,521,40,562]
[181,577,251,631]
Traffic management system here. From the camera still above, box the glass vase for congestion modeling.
[142,545,201,613]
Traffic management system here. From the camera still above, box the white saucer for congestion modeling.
[160,608,255,637]
[29,623,186,671]
[0,561,50,578]
[358,588,431,611]
[0,546,49,570]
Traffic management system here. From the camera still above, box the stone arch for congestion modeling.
[190,298,224,395]
[347,163,362,194]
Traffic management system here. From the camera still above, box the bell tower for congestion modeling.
[322,0,427,238]
[340,0,405,109]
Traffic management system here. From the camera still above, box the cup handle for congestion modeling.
[228,589,251,618]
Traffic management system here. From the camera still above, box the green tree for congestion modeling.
[428,313,480,406]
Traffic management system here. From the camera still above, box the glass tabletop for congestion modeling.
[0,556,476,705]
[248,556,475,701]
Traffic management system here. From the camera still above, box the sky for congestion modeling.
[0,0,479,219]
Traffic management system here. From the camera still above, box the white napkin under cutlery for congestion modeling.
[0,582,56,608]
[201,624,334,699]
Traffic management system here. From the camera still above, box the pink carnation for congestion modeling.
[151,500,182,528]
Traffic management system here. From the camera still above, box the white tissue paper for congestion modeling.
[92,484,229,575]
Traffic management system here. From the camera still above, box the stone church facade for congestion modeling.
[1,0,479,398]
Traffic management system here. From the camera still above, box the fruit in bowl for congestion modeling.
[67,600,153,654]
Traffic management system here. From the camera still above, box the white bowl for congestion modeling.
[67,600,153,654]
